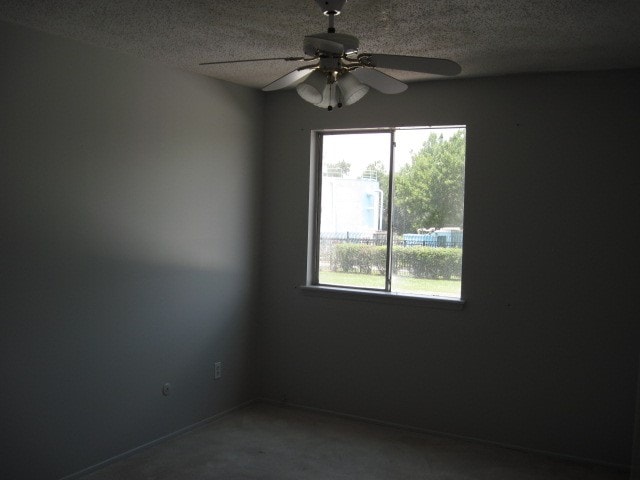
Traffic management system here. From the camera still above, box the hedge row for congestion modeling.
[331,243,462,280]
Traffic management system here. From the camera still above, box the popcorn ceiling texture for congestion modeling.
[1,0,639,89]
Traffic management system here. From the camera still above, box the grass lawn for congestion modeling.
[319,271,461,297]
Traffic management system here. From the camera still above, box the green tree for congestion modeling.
[393,130,465,233]
[325,160,351,177]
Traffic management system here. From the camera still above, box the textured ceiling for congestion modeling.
[1,0,640,89]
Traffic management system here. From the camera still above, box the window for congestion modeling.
[308,126,466,300]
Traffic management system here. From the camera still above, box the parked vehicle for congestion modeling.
[403,227,463,248]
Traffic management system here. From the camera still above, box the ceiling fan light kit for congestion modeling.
[296,70,327,104]
[317,83,340,110]
[200,0,461,111]
[337,72,369,105]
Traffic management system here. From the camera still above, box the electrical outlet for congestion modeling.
[214,361,222,380]
[162,382,171,396]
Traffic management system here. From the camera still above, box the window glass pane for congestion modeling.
[391,128,465,298]
[318,132,390,289]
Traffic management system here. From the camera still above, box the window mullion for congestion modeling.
[384,130,396,292]
[311,132,324,285]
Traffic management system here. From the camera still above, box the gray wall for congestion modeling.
[0,21,263,479]
[2,16,639,478]
[259,70,640,467]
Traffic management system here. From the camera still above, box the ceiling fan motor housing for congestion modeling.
[303,32,359,57]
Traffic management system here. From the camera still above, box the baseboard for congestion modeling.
[61,398,258,480]
[257,397,630,473]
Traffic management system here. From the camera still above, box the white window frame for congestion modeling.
[303,126,466,309]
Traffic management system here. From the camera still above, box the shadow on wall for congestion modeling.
[1,249,255,479]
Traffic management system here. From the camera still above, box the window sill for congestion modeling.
[297,285,465,310]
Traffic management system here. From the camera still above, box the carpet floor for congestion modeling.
[80,401,627,479]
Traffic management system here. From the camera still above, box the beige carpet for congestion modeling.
[80,402,627,480]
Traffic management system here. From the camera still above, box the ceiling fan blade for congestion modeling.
[351,68,408,94]
[363,54,462,76]
[200,56,313,66]
[262,67,316,91]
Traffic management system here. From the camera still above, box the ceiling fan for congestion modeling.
[200,0,461,110]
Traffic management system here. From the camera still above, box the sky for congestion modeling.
[322,126,463,177]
